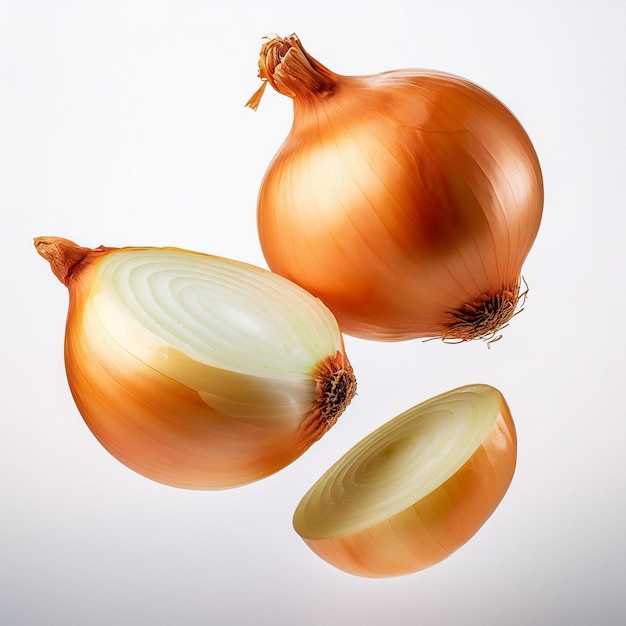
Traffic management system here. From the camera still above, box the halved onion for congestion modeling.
[35,237,356,489]
[293,384,516,577]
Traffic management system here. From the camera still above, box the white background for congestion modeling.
[1,1,625,624]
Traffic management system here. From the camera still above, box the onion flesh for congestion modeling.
[293,384,516,577]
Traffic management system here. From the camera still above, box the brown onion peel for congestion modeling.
[293,384,516,577]
[35,236,356,489]
[249,34,544,342]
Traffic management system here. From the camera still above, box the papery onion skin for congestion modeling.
[35,237,356,490]
[293,385,516,577]
[249,34,543,342]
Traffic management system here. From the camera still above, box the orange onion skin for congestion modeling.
[37,238,355,490]
[300,396,516,577]
[253,35,543,341]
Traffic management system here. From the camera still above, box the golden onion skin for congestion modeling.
[252,35,543,341]
[37,237,356,490]
[296,394,516,577]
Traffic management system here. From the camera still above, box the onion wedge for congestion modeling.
[293,384,516,577]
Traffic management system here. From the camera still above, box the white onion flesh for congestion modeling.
[89,248,342,427]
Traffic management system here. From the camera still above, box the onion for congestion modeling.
[248,34,543,342]
[35,237,356,489]
[293,384,516,577]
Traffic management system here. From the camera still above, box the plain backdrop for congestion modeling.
[1,1,625,625]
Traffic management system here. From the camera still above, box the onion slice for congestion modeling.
[293,384,516,577]
[35,237,356,489]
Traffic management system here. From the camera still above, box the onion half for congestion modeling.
[293,384,516,577]
[35,237,356,489]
